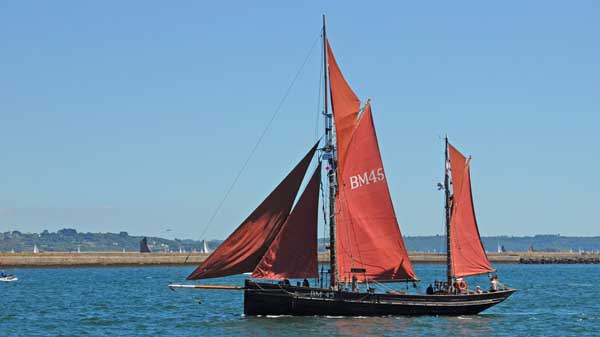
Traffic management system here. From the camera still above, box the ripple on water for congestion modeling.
[1,265,599,336]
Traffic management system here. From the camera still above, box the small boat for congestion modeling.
[169,16,515,316]
[0,274,18,282]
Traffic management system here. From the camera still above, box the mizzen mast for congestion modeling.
[322,14,338,289]
[444,135,453,287]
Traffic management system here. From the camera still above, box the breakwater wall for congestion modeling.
[409,252,599,264]
[1,252,599,269]
[0,252,208,268]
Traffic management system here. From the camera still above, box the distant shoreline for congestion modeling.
[1,252,599,269]
[4,229,600,254]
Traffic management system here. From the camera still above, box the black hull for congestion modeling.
[244,280,515,316]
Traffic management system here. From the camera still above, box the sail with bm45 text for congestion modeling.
[169,16,515,316]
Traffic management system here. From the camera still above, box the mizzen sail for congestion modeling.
[251,162,321,280]
[448,144,494,278]
[335,102,417,282]
[187,143,318,280]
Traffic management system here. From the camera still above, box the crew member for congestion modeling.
[490,275,498,292]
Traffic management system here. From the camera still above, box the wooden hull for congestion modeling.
[244,280,515,316]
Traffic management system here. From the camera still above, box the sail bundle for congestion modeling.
[448,144,495,278]
[187,143,320,280]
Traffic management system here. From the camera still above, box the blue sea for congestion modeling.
[1,264,598,336]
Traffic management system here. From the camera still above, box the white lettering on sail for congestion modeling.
[349,168,385,190]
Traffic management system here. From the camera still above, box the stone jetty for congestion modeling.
[1,251,599,269]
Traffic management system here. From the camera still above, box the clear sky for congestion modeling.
[1,1,598,239]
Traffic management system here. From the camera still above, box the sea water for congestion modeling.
[1,264,598,336]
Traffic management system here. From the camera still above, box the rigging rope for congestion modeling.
[194,31,322,243]
[439,135,447,255]
[314,38,324,142]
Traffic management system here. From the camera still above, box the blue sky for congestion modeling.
[1,1,598,239]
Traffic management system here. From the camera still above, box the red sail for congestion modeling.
[326,39,361,172]
[251,163,321,280]
[448,144,495,278]
[448,144,466,202]
[187,143,318,280]
[335,102,417,282]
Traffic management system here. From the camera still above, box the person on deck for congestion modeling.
[0,270,5,277]
[475,286,483,294]
[490,275,498,292]
[302,279,309,287]
[351,275,358,293]
[426,284,434,295]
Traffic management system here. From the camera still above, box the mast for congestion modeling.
[323,14,338,288]
[444,136,452,287]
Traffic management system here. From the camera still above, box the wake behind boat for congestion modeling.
[169,16,515,316]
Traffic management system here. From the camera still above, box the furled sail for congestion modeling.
[326,39,361,172]
[140,237,151,253]
[251,162,321,280]
[187,143,318,280]
[335,102,417,282]
[448,144,495,278]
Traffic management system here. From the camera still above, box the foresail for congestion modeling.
[326,39,361,172]
[251,163,321,280]
[335,103,417,282]
[448,144,495,278]
[186,142,318,280]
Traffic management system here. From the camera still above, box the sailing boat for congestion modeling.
[199,240,210,254]
[0,271,18,282]
[140,237,151,253]
[169,16,515,316]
